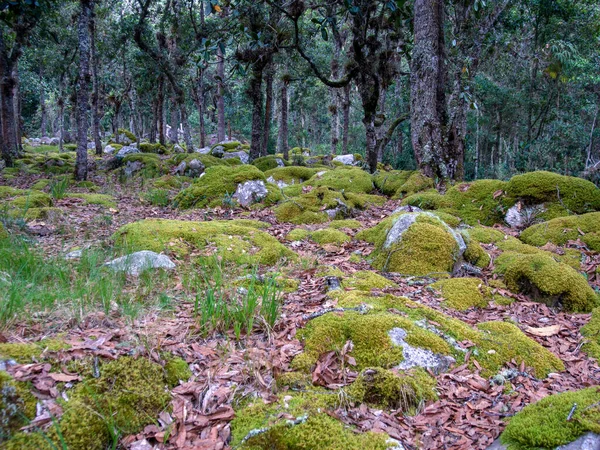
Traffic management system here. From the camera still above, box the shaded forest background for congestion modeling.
[1,0,600,181]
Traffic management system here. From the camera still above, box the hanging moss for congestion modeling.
[174,165,266,209]
[372,170,414,196]
[306,166,374,194]
[495,252,598,312]
[501,387,600,450]
[432,278,491,310]
[520,212,600,251]
[112,218,295,265]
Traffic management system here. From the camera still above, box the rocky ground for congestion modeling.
[1,141,600,450]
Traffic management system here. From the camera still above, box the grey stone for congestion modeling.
[267,176,288,188]
[104,251,176,276]
[103,145,116,154]
[87,142,96,150]
[326,276,342,291]
[48,137,60,145]
[119,133,133,145]
[173,161,187,176]
[558,433,600,450]
[333,154,356,165]
[124,160,144,177]
[65,249,83,260]
[505,202,545,229]
[223,151,249,164]
[173,144,185,153]
[233,180,268,207]
[116,145,140,159]
[389,327,455,374]
[211,145,225,158]
[188,158,205,174]
[392,205,423,214]
[195,146,211,154]
[485,439,507,450]
[275,158,285,167]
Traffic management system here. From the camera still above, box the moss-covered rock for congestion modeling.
[341,270,396,291]
[520,212,600,251]
[372,170,414,196]
[117,128,137,143]
[112,218,295,265]
[152,174,192,190]
[306,166,374,194]
[139,142,168,154]
[168,153,234,169]
[393,171,434,198]
[462,233,491,268]
[432,278,491,310]
[357,212,464,276]
[495,252,598,312]
[121,153,165,177]
[310,229,351,245]
[264,166,321,186]
[501,387,600,450]
[328,219,362,230]
[252,155,287,172]
[174,165,266,209]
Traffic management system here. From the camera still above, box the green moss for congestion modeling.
[307,166,374,194]
[465,226,507,244]
[152,175,191,190]
[501,387,600,450]
[462,234,491,268]
[139,142,168,154]
[0,371,37,439]
[286,228,310,241]
[19,207,62,221]
[520,212,600,251]
[581,307,600,361]
[0,186,21,199]
[347,367,437,411]
[112,218,295,265]
[164,356,192,387]
[0,223,7,240]
[30,179,50,190]
[1,431,52,450]
[275,371,312,390]
[264,166,320,185]
[211,141,245,152]
[0,339,69,363]
[373,170,414,196]
[9,191,52,209]
[168,153,229,169]
[342,270,396,291]
[117,128,137,142]
[432,278,491,310]
[329,219,362,230]
[393,171,434,198]
[506,171,600,213]
[231,391,390,450]
[252,155,287,172]
[174,165,265,209]
[121,153,164,177]
[67,193,116,208]
[310,229,350,245]
[495,252,598,312]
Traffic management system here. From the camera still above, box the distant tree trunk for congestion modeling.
[279,79,289,160]
[90,8,102,155]
[150,96,157,143]
[13,64,22,152]
[248,64,264,161]
[329,43,341,156]
[58,97,65,151]
[196,67,206,148]
[69,89,77,143]
[410,0,447,179]
[216,47,226,142]
[75,0,93,181]
[0,29,21,166]
[40,69,47,137]
[262,64,274,156]
[342,83,350,154]
[170,100,179,144]
[157,76,165,145]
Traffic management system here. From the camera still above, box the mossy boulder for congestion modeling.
[432,277,492,310]
[462,233,491,268]
[393,171,434,198]
[357,212,465,276]
[121,153,164,177]
[372,170,414,196]
[168,153,235,169]
[139,142,168,154]
[306,166,374,194]
[286,228,350,245]
[174,165,266,209]
[252,155,287,172]
[501,387,600,450]
[264,166,321,186]
[495,252,598,312]
[520,212,600,251]
[112,218,295,265]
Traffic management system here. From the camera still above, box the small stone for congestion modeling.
[487,349,496,354]
[223,150,250,164]
[65,249,83,260]
[211,145,225,158]
[116,145,140,159]
[173,144,185,153]
[232,180,268,207]
[104,251,176,276]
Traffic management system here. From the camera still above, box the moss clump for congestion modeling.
[0,186,22,200]
[67,193,116,208]
[211,141,245,152]
[152,175,191,190]
[174,165,265,209]
[360,213,461,276]
[121,153,164,177]
[329,219,362,230]
[168,153,230,169]
[0,339,69,363]
[30,179,50,190]
[462,235,491,268]
[501,387,600,450]
[117,128,137,142]
[393,171,434,198]
[286,228,310,241]
[9,191,52,209]
[310,229,351,245]
[495,236,581,270]
[264,166,321,185]
[342,271,396,291]
[373,170,414,196]
[231,391,390,450]
[580,307,600,361]
[292,311,452,372]
[0,371,37,440]
[164,356,192,387]
[139,142,168,154]
[520,212,600,251]
[112,218,295,265]
[506,171,600,214]
[307,166,374,194]
[495,252,598,312]
[347,367,437,410]
[275,371,312,390]
[252,155,287,172]
[20,207,62,221]
[432,278,491,310]
[465,226,507,244]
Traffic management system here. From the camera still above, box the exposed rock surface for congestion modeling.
[333,154,357,165]
[104,251,176,276]
[388,327,455,374]
[233,180,268,207]
[223,151,249,164]
[116,145,140,159]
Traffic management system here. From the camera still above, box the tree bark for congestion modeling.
[90,7,102,155]
[0,30,19,166]
[157,76,165,145]
[40,69,47,137]
[216,47,226,142]
[170,100,179,144]
[196,67,206,148]
[248,65,264,161]
[279,79,289,160]
[262,64,274,156]
[342,83,350,154]
[75,0,93,181]
[410,0,447,179]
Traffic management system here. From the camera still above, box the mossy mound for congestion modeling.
[112,218,295,265]
[393,171,434,198]
[139,142,168,154]
[121,153,165,177]
[495,252,598,312]
[520,212,600,251]
[581,307,600,361]
[464,226,507,244]
[30,178,51,190]
[358,212,463,276]
[252,155,287,172]
[275,187,385,224]
[66,193,116,208]
[432,278,491,310]
[230,391,390,450]
[0,339,69,363]
[264,166,321,185]
[168,153,236,169]
[462,233,491,268]
[306,166,374,194]
[286,228,350,245]
[117,128,137,142]
[164,356,192,387]
[506,171,600,214]
[210,141,247,152]
[9,190,52,209]
[152,174,192,190]
[174,165,266,209]
[15,151,76,175]
[342,270,396,290]
[328,219,362,230]
[501,387,600,450]
[347,367,437,410]
[372,170,414,196]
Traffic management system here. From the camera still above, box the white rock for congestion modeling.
[505,202,545,229]
[389,327,455,374]
[65,249,83,260]
[333,154,356,165]
[223,151,249,164]
[173,144,185,153]
[233,180,268,207]
[103,145,115,154]
[104,251,176,276]
[195,146,211,154]
[116,145,140,159]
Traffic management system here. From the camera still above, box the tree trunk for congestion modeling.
[69,90,77,144]
[0,53,18,165]
[216,47,226,142]
[197,67,206,148]
[158,76,165,145]
[262,64,274,156]
[13,63,22,152]
[342,83,350,154]
[75,0,93,181]
[179,102,194,152]
[90,8,102,155]
[410,0,447,179]
[364,111,378,174]
[248,64,264,161]
[150,96,157,143]
[170,99,179,144]
[40,69,47,137]
[279,80,289,160]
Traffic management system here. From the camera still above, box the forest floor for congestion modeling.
[1,154,600,450]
